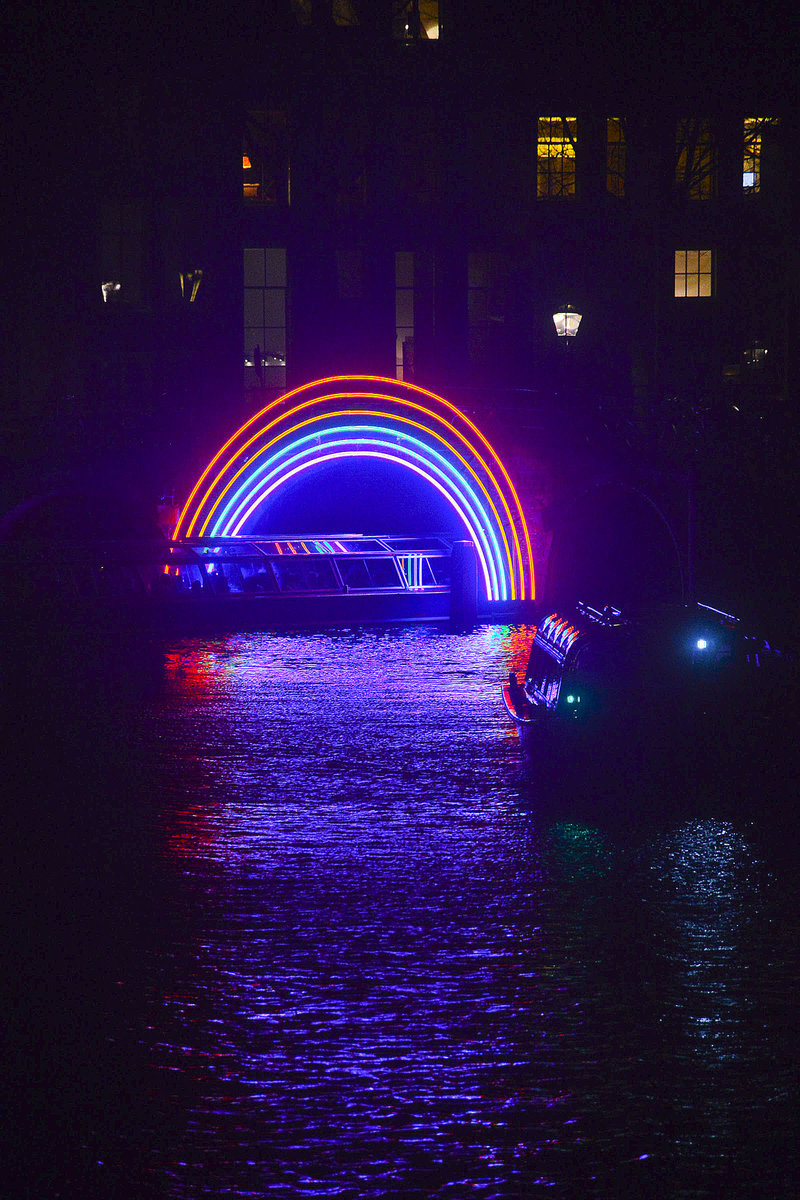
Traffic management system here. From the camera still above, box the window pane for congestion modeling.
[395,251,414,288]
[243,248,264,286]
[243,290,263,326]
[537,117,577,198]
[264,248,286,286]
[263,290,285,326]
[395,290,414,326]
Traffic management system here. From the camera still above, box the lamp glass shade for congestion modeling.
[553,305,582,337]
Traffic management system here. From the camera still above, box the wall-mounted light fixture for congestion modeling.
[101,280,121,303]
[180,269,203,303]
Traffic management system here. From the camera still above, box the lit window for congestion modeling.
[606,118,625,198]
[243,111,289,205]
[743,117,779,193]
[468,252,508,370]
[393,1,439,40]
[537,117,577,197]
[395,252,414,381]
[244,248,286,390]
[674,250,714,298]
[675,119,716,199]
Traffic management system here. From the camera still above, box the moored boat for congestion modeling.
[1,533,528,634]
[502,600,795,779]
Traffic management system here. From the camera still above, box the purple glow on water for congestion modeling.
[18,626,794,1198]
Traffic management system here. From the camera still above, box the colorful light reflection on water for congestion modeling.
[7,624,798,1199]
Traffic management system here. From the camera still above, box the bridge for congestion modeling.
[174,374,688,612]
[0,374,690,621]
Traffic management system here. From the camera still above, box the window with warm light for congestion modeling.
[675,119,716,199]
[743,117,779,193]
[244,248,286,390]
[243,111,289,205]
[537,118,577,197]
[395,252,415,381]
[674,250,714,298]
[393,1,439,40]
[606,118,625,197]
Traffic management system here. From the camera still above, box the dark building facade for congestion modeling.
[5,1,798,580]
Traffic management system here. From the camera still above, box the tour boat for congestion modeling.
[502,600,793,775]
[2,533,520,634]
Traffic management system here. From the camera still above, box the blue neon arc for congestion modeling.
[210,426,510,600]
[220,440,501,600]
[223,448,501,600]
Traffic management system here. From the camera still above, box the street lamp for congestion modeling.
[552,303,582,340]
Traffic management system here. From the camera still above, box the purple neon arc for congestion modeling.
[208,421,509,586]
[210,429,507,600]
[228,449,498,600]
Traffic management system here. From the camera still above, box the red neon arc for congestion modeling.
[175,375,535,600]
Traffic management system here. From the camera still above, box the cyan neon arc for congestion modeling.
[176,375,534,602]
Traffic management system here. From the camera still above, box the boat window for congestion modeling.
[236,560,277,592]
[174,564,205,593]
[429,557,451,585]
[191,541,261,558]
[271,556,339,592]
[216,562,246,593]
[364,557,403,588]
[338,558,371,589]
[399,556,436,587]
[330,539,387,554]
[526,642,562,708]
[383,536,447,552]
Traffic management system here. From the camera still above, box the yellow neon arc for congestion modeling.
[196,408,519,602]
[176,375,534,599]
[178,386,530,599]
[192,392,526,602]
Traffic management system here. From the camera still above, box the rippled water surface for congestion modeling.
[5,625,799,1198]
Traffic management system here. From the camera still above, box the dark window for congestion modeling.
[364,558,403,588]
[338,558,371,589]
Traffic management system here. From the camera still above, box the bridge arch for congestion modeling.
[543,480,685,608]
[176,376,534,602]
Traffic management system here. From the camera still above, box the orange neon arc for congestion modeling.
[192,399,522,601]
[176,375,535,601]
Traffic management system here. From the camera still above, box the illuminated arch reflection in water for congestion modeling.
[125,627,800,1199]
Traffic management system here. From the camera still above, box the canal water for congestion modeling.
[4,624,799,1199]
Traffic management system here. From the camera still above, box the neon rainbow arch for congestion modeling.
[175,375,534,602]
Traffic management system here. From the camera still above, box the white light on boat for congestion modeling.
[696,638,708,650]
